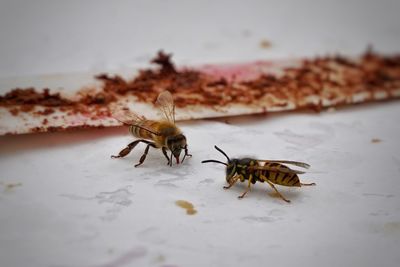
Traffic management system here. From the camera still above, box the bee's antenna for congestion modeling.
[201,160,228,166]
[214,145,230,161]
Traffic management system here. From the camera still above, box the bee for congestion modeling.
[111,91,191,167]
[202,146,315,203]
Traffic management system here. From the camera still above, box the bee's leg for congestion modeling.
[223,175,240,190]
[134,142,157,167]
[111,139,149,159]
[181,145,192,164]
[169,153,173,167]
[162,147,170,165]
[238,175,253,199]
[261,175,291,203]
[300,182,316,186]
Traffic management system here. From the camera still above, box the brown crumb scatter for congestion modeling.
[371,138,382,143]
[0,88,72,106]
[1,50,399,112]
[1,49,400,134]
[35,107,55,115]
[9,108,19,116]
[151,50,177,74]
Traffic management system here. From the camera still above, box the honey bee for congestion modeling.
[111,91,191,167]
[202,146,315,202]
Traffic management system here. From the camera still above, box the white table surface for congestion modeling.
[1,1,400,267]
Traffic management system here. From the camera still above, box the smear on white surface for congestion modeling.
[60,186,134,221]
[91,247,147,267]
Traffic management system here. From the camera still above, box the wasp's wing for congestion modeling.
[256,160,310,169]
[250,165,306,175]
[156,90,175,123]
[112,108,162,136]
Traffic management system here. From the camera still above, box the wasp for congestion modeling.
[111,91,191,167]
[202,146,315,202]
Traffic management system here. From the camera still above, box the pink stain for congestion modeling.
[191,61,275,82]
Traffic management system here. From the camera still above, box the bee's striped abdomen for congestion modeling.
[129,120,158,140]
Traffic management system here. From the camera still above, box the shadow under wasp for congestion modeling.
[202,146,315,203]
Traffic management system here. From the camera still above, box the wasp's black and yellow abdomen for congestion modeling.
[259,162,301,187]
[234,160,301,187]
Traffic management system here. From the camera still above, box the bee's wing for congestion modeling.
[256,160,310,169]
[112,108,146,125]
[156,90,175,123]
[112,108,162,136]
[250,165,306,175]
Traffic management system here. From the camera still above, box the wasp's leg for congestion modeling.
[223,175,241,190]
[181,145,192,164]
[261,175,291,203]
[162,147,171,165]
[134,142,157,167]
[301,182,316,186]
[238,175,253,199]
[111,139,152,159]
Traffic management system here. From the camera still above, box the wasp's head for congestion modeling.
[225,158,239,183]
[166,134,187,164]
[202,146,237,183]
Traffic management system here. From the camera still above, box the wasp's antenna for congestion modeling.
[201,160,228,166]
[214,145,230,161]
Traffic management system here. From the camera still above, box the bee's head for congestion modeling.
[166,134,187,164]
[202,146,237,182]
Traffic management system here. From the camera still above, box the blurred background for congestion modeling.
[1,0,399,78]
